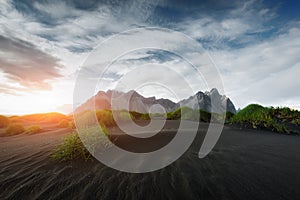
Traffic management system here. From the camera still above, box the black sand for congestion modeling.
[0,122,300,200]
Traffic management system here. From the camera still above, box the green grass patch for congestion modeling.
[166,107,213,122]
[51,132,91,161]
[51,125,111,161]
[229,104,289,133]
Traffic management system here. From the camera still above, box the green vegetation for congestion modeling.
[96,110,116,127]
[269,107,300,125]
[5,123,25,136]
[25,125,42,134]
[51,125,111,161]
[51,132,91,161]
[52,104,300,161]
[229,104,290,133]
[129,111,148,120]
[116,110,132,121]
[166,107,212,122]
[165,105,299,133]
[0,115,10,128]
[293,119,300,125]
[140,113,151,120]
[225,112,235,122]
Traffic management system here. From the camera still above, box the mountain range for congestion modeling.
[75,88,236,114]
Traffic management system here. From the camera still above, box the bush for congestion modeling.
[0,115,10,128]
[26,125,42,134]
[5,123,25,136]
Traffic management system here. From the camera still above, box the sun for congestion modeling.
[1,91,71,115]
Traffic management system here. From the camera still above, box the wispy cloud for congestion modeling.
[211,24,300,108]
[0,35,62,93]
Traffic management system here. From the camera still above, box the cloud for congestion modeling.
[0,35,62,93]
[55,103,73,114]
[210,24,300,109]
[176,0,277,49]
[0,0,300,113]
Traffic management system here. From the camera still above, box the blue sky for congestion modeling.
[0,0,300,114]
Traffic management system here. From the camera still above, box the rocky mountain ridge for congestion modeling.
[75,88,236,114]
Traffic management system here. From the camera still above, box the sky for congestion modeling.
[0,0,300,115]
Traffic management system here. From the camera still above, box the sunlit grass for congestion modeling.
[51,131,91,161]
[25,125,42,134]
[5,123,25,136]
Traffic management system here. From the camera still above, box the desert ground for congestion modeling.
[0,121,300,200]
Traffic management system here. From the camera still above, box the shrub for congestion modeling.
[26,125,42,134]
[5,123,25,136]
[0,115,10,128]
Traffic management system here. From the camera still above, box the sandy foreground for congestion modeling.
[0,121,300,200]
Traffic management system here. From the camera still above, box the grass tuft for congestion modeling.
[5,123,25,136]
[51,125,111,161]
[25,125,42,134]
[51,131,91,161]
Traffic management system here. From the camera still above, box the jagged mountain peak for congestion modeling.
[75,89,236,114]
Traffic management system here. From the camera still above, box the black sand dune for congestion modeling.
[0,122,300,200]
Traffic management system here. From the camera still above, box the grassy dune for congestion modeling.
[229,104,300,133]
